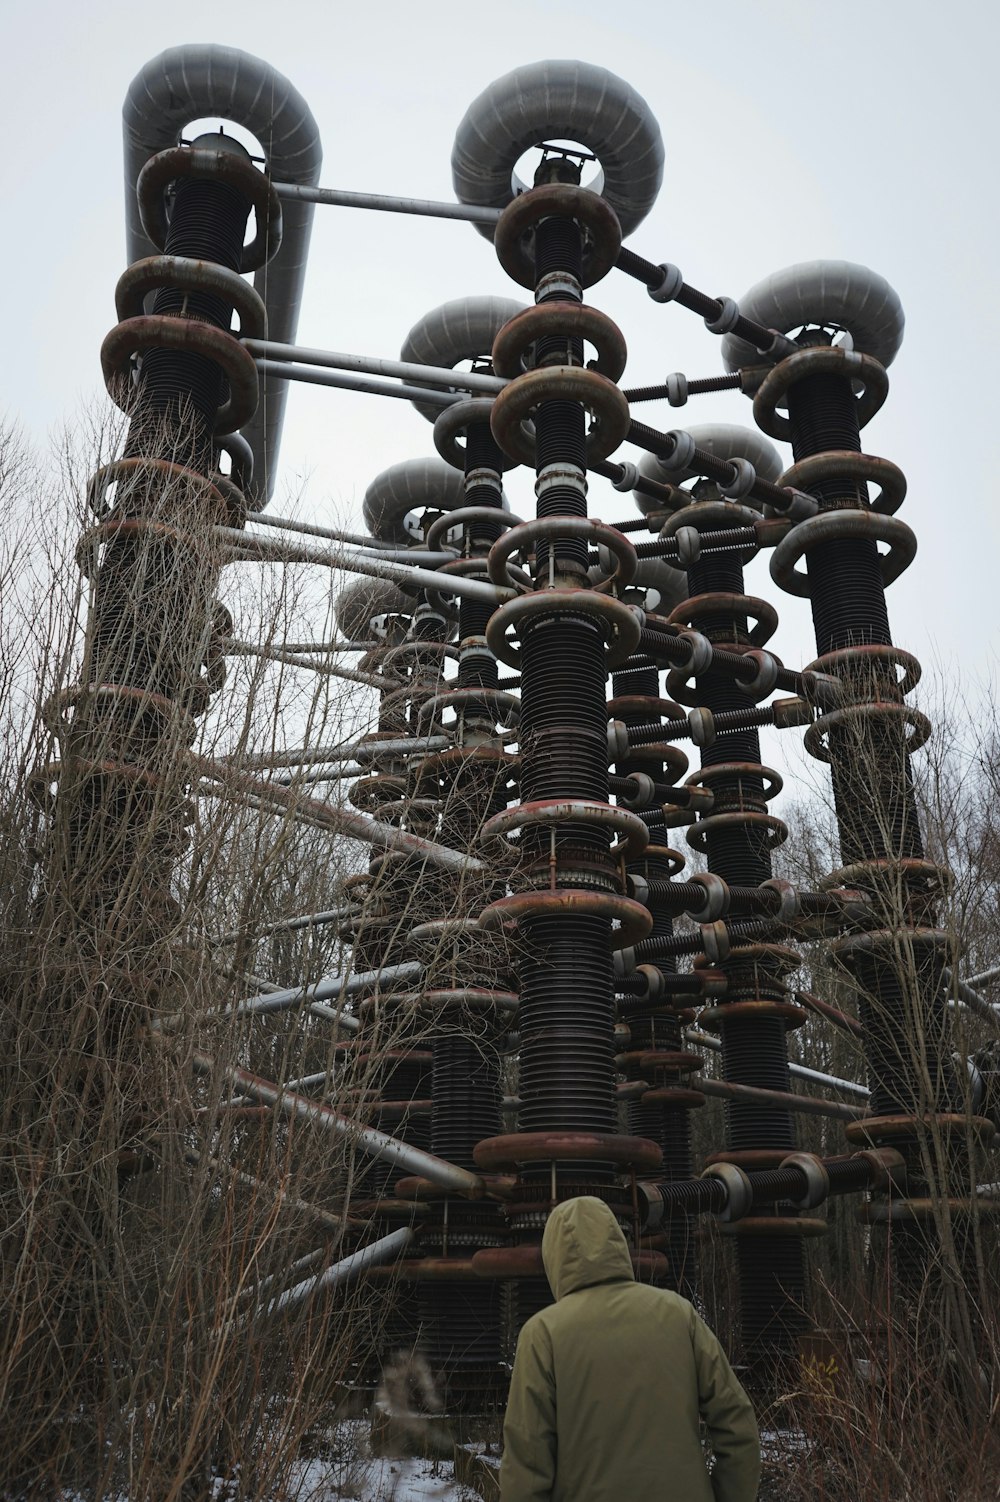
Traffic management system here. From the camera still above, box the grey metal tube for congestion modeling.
[210,906,351,948]
[253,1227,414,1323]
[255,358,457,408]
[244,339,506,395]
[944,968,1000,1029]
[225,962,423,1019]
[685,1028,871,1100]
[191,1051,488,1197]
[273,180,501,224]
[215,524,516,604]
[223,736,449,771]
[123,45,322,504]
[224,639,397,691]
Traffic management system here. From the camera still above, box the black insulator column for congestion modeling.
[681,488,807,1366]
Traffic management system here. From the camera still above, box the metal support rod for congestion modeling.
[214,524,517,605]
[944,968,1000,1030]
[224,639,399,691]
[209,906,351,948]
[272,179,502,225]
[243,338,506,395]
[190,1051,489,1198]
[251,1227,415,1324]
[221,736,450,771]
[190,755,485,875]
[255,358,458,407]
[684,1028,870,1099]
[695,1075,863,1122]
[183,1150,348,1236]
[218,962,423,1020]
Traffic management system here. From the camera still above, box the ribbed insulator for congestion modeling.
[431,1035,502,1170]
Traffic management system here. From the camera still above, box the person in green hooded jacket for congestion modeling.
[500,1196,761,1502]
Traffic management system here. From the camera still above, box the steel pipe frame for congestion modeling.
[214,524,516,605]
[251,1227,415,1324]
[191,1052,488,1199]
[255,359,459,407]
[243,338,507,396]
[272,179,502,225]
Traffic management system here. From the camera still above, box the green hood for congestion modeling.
[541,1196,635,1300]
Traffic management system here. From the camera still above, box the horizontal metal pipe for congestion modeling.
[191,1051,487,1197]
[944,968,1000,1030]
[965,964,1000,989]
[255,358,457,407]
[183,1150,348,1236]
[214,524,516,605]
[272,179,502,225]
[225,638,398,691]
[222,736,449,771]
[192,755,483,874]
[253,1227,415,1323]
[217,961,422,1020]
[696,1075,863,1122]
[684,1027,870,1099]
[210,906,351,948]
[244,338,506,395]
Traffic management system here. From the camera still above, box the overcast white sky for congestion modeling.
[3,0,998,781]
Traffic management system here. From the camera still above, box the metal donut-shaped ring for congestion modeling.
[101,315,259,435]
[753,346,889,440]
[137,146,283,273]
[493,183,623,290]
[485,588,641,669]
[490,366,630,465]
[492,302,627,381]
[770,510,916,598]
[452,59,664,238]
[424,505,523,552]
[115,255,268,338]
[482,797,650,862]
[779,451,906,516]
[487,516,636,592]
[433,397,520,473]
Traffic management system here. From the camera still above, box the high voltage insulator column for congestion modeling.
[44,47,318,1162]
[451,62,668,1322]
[726,263,986,1277]
[655,425,816,1365]
[395,300,526,1410]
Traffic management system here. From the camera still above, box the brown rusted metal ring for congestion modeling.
[686,810,788,855]
[473,1244,667,1281]
[75,516,204,580]
[136,145,283,272]
[685,762,783,802]
[698,999,807,1033]
[703,1147,790,1170]
[780,451,906,517]
[488,515,637,593]
[358,987,519,1019]
[861,1197,1000,1223]
[771,510,916,599]
[415,686,520,733]
[473,1130,662,1173]
[365,1258,482,1282]
[101,315,259,435]
[491,302,627,381]
[753,346,889,440]
[115,254,268,338]
[425,553,532,623]
[617,1049,701,1074]
[425,505,523,552]
[718,1216,827,1238]
[694,942,801,975]
[607,694,681,720]
[479,888,653,948]
[45,682,196,745]
[667,591,778,649]
[640,1086,706,1108]
[844,1113,995,1147]
[806,643,921,698]
[482,797,650,862]
[633,843,687,879]
[804,701,932,764]
[490,366,630,466]
[87,457,231,523]
[486,587,641,669]
[493,183,623,290]
[820,856,951,898]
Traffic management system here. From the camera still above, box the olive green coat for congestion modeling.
[500,1197,761,1502]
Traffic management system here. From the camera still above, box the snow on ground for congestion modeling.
[287,1453,476,1501]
